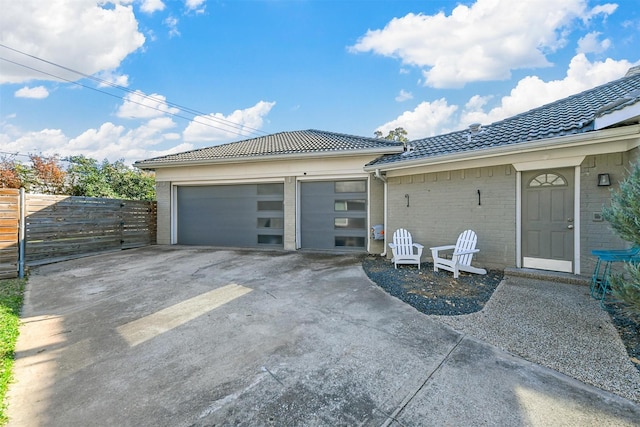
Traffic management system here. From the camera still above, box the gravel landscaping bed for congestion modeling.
[603,301,640,373]
[362,255,503,316]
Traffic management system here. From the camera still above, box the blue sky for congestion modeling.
[1,0,639,166]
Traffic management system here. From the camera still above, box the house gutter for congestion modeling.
[373,169,388,257]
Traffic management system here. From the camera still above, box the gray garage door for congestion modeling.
[300,180,367,250]
[177,183,284,247]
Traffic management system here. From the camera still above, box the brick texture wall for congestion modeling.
[580,150,638,275]
[368,176,385,254]
[156,181,171,245]
[386,165,516,270]
[284,177,297,250]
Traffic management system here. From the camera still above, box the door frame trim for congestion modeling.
[514,157,584,274]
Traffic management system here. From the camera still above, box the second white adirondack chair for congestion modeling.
[430,230,487,279]
[389,228,424,269]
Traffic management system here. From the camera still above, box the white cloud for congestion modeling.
[0,0,145,84]
[1,97,275,165]
[66,121,191,165]
[165,16,180,38]
[146,117,177,131]
[116,90,180,119]
[349,0,616,88]
[96,70,130,88]
[183,101,276,143]
[395,89,413,102]
[0,128,68,155]
[140,0,165,14]
[583,3,618,22]
[185,0,206,13]
[376,99,458,139]
[0,119,191,166]
[15,86,49,99]
[577,32,611,54]
[378,55,637,140]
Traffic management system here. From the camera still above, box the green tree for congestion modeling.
[66,155,115,198]
[374,127,409,143]
[66,155,155,201]
[102,159,156,201]
[602,161,640,318]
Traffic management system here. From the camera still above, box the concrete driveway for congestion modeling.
[8,246,640,426]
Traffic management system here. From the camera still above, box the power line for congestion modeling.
[0,43,270,138]
[0,43,268,136]
[0,151,31,159]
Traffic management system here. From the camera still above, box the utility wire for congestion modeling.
[0,151,32,159]
[0,43,270,138]
[1,56,238,135]
[0,43,267,136]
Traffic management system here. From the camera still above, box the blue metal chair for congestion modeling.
[590,247,639,295]
[590,247,640,307]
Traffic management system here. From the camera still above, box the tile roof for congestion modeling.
[135,129,403,167]
[367,71,640,169]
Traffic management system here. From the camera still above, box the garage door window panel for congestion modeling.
[335,181,366,193]
[257,183,285,195]
[335,236,366,247]
[334,218,365,229]
[334,200,365,212]
[257,201,283,211]
[258,235,283,245]
[258,217,284,229]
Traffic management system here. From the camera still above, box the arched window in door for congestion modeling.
[528,172,567,188]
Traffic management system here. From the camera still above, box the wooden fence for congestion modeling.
[0,191,156,278]
[0,189,20,279]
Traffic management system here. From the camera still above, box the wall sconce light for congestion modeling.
[598,173,611,187]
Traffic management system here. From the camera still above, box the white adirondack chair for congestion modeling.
[389,228,424,269]
[430,230,487,279]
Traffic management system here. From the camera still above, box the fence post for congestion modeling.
[18,188,25,278]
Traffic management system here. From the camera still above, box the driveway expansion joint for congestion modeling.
[380,334,466,427]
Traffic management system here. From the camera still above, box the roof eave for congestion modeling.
[364,124,640,173]
[135,145,404,170]
[594,101,640,130]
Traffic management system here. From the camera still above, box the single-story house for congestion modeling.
[135,66,640,276]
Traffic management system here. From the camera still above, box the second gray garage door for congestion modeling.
[177,183,283,247]
[300,180,367,251]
